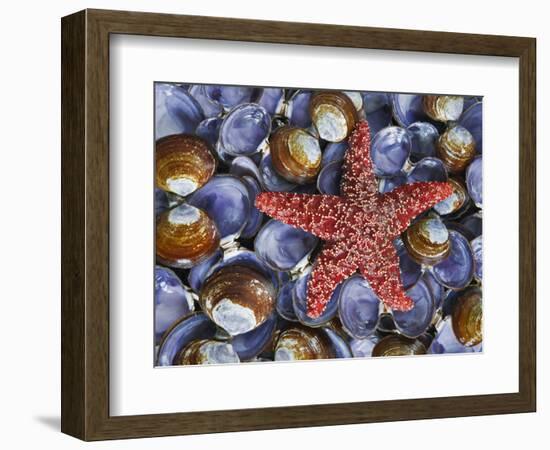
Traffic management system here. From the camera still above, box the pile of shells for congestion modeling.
[155,84,483,366]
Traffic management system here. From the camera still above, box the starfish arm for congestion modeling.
[256,192,346,240]
[307,240,361,318]
[341,120,379,203]
[381,181,454,235]
[360,241,414,312]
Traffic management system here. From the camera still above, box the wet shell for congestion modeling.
[452,287,482,347]
[423,95,464,122]
[177,339,240,365]
[274,326,334,361]
[309,91,358,142]
[434,177,470,217]
[372,335,427,357]
[199,264,276,336]
[155,134,216,197]
[156,203,220,269]
[403,216,451,265]
[270,126,322,184]
[436,125,476,173]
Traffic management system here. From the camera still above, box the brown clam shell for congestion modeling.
[452,287,482,347]
[436,125,476,174]
[274,326,334,361]
[177,339,240,365]
[270,126,322,184]
[372,335,427,357]
[403,216,451,265]
[423,95,464,122]
[434,177,469,217]
[156,134,216,196]
[156,203,220,269]
[309,91,358,143]
[199,265,276,336]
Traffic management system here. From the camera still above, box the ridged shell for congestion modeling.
[452,287,482,347]
[199,264,276,336]
[309,91,358,142]
[155,134,216,197]
[372,335,427,357]
[274,326,334,361]
[403,216,450,265]
[156,203,220,269]
[270,126,322,184]
[177,339,240,365]
[423,95,464,122]
[437,125,476,173]
[433,177,470,217]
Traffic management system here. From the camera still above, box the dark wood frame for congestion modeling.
[61,8,536,441]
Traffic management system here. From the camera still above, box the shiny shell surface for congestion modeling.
[309,91,358,142]
[372,335,427,357]
[274,326,334,361]
[452,287,483,347]
[423,95,464,122]
[403,216,450,265]
[178,339,240,365]
[437,125,476,173]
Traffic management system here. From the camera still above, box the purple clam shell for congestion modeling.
[188,175,250,242]
[322,327,352,358]
[256,88,285,115]
[204,85,255,110]
[317,160,343,195]
[362,92,392,135]
[276,279,299,321]
[371,126,411,177]
[155,266,195,342]
[407,121,439,162]
[231,313,278,360]
[407,157,448,183]
[195,117,223,148]
[432,230,474,289]
[187,249,223,293]
[155,188,169,216]
[240,176,264,239]
[219,103,271,156]
[286,90,312,128]
[460,213,483,239]
[255,219,319,272]
[293,269,341,327]
[378,174,407,194]
[423,270,445,309]
[471,235,483,281]
[393,277,435,338]
[322,141,349,166]
[229,156,262,184]
[466,156,482,207]
[155,83,204,138]
[350,335,380,357]
[188,85,224,118]
[394,238,422,289]
[459,101,483,153]
[428,317,482,354]
[338,275,381,339]
[391,94,430,127]
[259,153,298,192]
[156,313,217,366]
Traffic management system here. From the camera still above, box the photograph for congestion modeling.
[154,84,483,366]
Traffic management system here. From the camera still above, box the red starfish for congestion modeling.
[256,120,453,318]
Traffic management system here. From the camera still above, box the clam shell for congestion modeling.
[188,85,224,118]
[423,270,445,309]
[231,313,278,361]
[432,230,474,289]
[407,121,439,162]
[458,101,483,153]
[229,156,262,184]
[276,279,299,322]
[378,174,407,194]
[187,249,222,293]
[392,277,435,338]
[466,156,483,207]
[394,238,422,289]
[240,176,264,239]
[259,153,298,192]
[155,188,169,216]
[156,203,220,269]
[155,83,204,138]
[155,266,195,342]
[362,92,392,135]
[317,160,343,195]
[371,126,411,177]
[407,157,448,183]
[309,91,358,142]
[270,126,322,184]
[285,90,313,128]
[199,264,276,336]
[403,216,450,265]
[274,326,334,361]
[350,335,380,358]
[433,177,470,217]
[195,116,223,148]
[155,134,216,197]
[338,275,381,339]
[471,235,483,282]
[322,141,349,165]
[177,339,240,365]
[256,88,285,115]
[459,212,483,239]
[204,85,255,110]
[423,95,464,122]
[157,313,217,366]
[391,94,430,127]
[437,125,476,173]
[428,317,482,354]
[452,287,482,347]
[372,335,427,357]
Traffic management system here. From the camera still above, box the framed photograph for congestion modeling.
[61,9,536,441]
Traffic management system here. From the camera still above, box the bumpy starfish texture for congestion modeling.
[256,120,453,318]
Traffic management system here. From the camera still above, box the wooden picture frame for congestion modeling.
[61,8,536,441]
